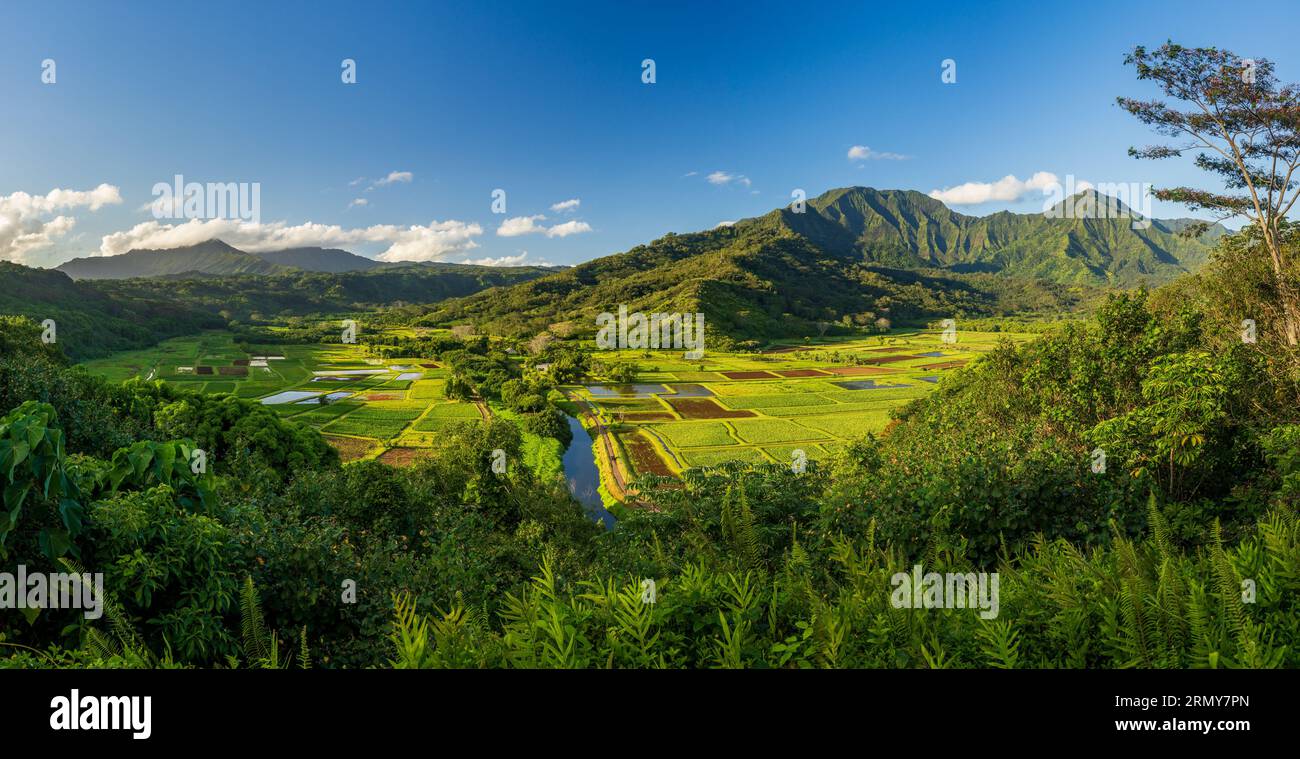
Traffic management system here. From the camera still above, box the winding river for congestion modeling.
[562,414,616,529]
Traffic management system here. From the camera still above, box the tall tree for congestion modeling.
[1119,43,1300,344]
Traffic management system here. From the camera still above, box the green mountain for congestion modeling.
[85,261,560,321]
[55,240,290,279]
[254,246,387,273]
[424,186,1222,342]
[54,240,561,280]
[0,262,221,360]
[755,187,1223,285]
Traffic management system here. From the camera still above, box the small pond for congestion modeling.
[261,391,320,405]
[832,380,912,390]
[585,384,668,399]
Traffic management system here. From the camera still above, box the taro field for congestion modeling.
[568,328,1030,477]
[80,330,483,463]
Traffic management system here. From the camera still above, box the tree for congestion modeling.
[1119,43,1300,344]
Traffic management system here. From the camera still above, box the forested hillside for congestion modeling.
[422,186,1215,342]
[0,262,222,360]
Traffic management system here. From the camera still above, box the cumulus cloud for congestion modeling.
[543,220,591,238]
[706,171,751,187]
[928,172,1060,205]
[715,220,736,228]
[847,145,908,161]
[496,215,592,238]
[348,198,369,208]
[550,198,580,213]
[497,214,547,237]
[97,217,483,263]
[0,184,122,262]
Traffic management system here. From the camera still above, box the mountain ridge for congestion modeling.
[421,186,1225,341]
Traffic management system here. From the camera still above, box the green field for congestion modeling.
[80,330,481,462]
[80,327,1023,476]
[568,329,1029,476]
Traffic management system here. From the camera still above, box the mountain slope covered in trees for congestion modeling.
[422,187,1220,342]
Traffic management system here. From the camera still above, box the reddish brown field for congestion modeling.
[623,433,674,476]
[419,363,440,368]
[376,447,433,467]
[720,370,778,380]
[773,369,829,377]
[861,355,912,364]
[218,366,248,376]
[918,360,968,370]
[233,359,250,366]
[323,435,372,463]
[825,366,899,376]
[667,398,756,419]
[365,393,403,401]
[194,366,214,375]
[620,412,677,422]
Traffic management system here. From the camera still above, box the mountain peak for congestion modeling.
[1044,188,1141,220]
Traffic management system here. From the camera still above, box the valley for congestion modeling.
[78,324,1032,517]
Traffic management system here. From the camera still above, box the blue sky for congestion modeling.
[2,0,1298,269]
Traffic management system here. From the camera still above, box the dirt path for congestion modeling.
[473,398,491,420]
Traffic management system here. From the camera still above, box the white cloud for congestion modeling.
[848,145,908,161]
[928,172,1060,205]
[348,198,369,208]
[496,215,592,238]
[97,217,483,263]
[0,184,122,262]
[715,220,736,228]
[375,171,412,186]
[706,171,751,187]
[361,171,414,192]
[497,214,547,237]
[544,220,591,238]
[550,198,581,213]
[462,251,553,267]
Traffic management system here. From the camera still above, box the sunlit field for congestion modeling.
[81,330,482,462]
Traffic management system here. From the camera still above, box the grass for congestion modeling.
[645,422,736,448]
[730,418,829,444]
[566,329,1024,475]
[718,393,836,409]
[79,326,1022,479]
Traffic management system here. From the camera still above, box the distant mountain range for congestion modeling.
[423,187,1226,341]
[2,242,558,357]
[36,187,1227,345]
[54,240,464,279]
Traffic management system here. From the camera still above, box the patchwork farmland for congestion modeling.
[80,331,483,463]
[567,329,1029,480]
[80,328,1027,497]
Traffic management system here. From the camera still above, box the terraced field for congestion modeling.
[80,330,481,463]
[568,329,1030,478]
